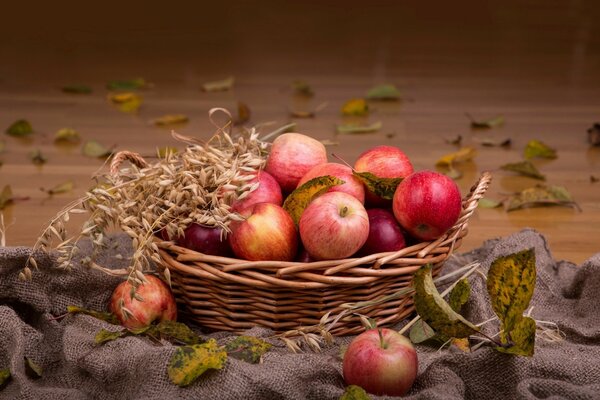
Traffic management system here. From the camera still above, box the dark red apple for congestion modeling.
[297,162,365,203]
[357,208,406,256]
[343,328,418,397]
[109,275,177,330]
[354,145,414,206]
[299,192,369,260]
[392,170,462,241]
[177,223,231,256]
[265,132,328,193]
[229,203,298,261]
[231,170,283,212]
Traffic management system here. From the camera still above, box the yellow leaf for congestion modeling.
[168,339,227,387]
[108,92,142,113]
[506,185,579,211]
[224,336,272,364]
[157,146,178,158]
[152,114,189,127]
[339,385,371,400]
[54,128,81,143]
[524,139,557,159]
[6,119,33,137]
[43,181,74,195]
[352,171,402,200]
[341,98,369,116]
[495,316,536,357]
[366,84,401,100]
[201,76,234,92]
[336,121,382,134]
[435,147,477,167]
[0,185,13,210]
[82,140,112,158]
[0,368,10,388]
[452,338,471,353]
[282,176,345,225]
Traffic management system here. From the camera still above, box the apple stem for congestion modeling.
[378,328,387,349]
[339,206,349,217]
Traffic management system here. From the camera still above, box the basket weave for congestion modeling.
[153,169,492,335]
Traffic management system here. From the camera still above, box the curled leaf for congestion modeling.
[291,80,314,97]
[6,119,33,137]
[448,278,471,313]
[224,336,272,364]
[289,102,328,118]
[62,85,92,94]
[506,185,579,211]
[202,76,234,92]
[524,139,557,159]
[500,160,545,180]
[474,137,511,147]
[478,198,503,209]
[155,320,205,345]
[29,149,47,165]
[336,121,382,134]
[409,319,437,344]
[24,357,42,379]
[366,84,401,101]
[467,114,505,129]
[107,78,149,91]
[341,98,369,116]
[54,128,81,144]
[352,171,402,200]
[168,339,227,387]
[82,140,112,158]
[283,176,345,224]
[339,385,371,400]
[95,329,125,345]
[413,265,479,339]
[67,305,120,325]
[152,114,189,127]
[0,368,10,388]
[108,92,142,113]
[496,316,536,357]
[436,147,477,167]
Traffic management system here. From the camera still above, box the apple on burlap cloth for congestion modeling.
[1,228,599,400]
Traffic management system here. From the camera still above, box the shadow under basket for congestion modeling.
[156,172,492,336]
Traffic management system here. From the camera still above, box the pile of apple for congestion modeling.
[177,132,463,263]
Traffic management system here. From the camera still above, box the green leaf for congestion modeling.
[29,149,47,165]
[224,336,271,364]
[291,80,314,97]
[24,357,42,378]
[0,185,13,210]
[409,319,437,344]
[506,185,579,211]
[496,316,536,357]
[478,198,503,209]
[168,339,227,387]
[500,160,545,180]
[201,76,234,92]
[524,139,557,159]
[6,119,33,137]
[282,175,345,225]
[487,248,536,344]
[413,265,479,339]
[156,320,205,345]
[42,181,74,195]
[95,329,126,345]
[448,278,470,313]
[62,85,92,94]
[366,84,401,100]
[0,368,10,389]
[67,305,120,325]
[352,171,402,200]
[468,114,505,129]
[336,121,382,134]
[341,98,369,116]
[54,128,81,143]
[107,78,148,91]
[152,114,189,127]
[82,140,112,158]
[157,146,178,158]
[339,385,371,400]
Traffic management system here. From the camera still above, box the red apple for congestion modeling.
[109,275,177,330]
[392,170,462,241]
[231,170,283,212]
[343,328,418,397]
[354,145,414,206]
[297,162,365,203]
[357,208,406,256]
[229,203,298,261]
[176,223,232,257]
[299,192,369,260]
[265,132,328,193]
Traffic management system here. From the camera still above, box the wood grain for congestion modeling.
[1,1,599,264]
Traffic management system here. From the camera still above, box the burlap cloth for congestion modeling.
[1,228,599,399]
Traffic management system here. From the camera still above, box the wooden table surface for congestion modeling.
[1,1,599,264]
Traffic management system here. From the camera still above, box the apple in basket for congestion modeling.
[109,275,177,330]
[393,170,462,241]
[297,162,366,203]
[229,202,298,261]
[299,192,369,260]
[176,224,232,257]
[354,145,414,206]
[356,208,406,256]
[343,328,418,397]
[264,132,328,193]
[231,170,283,212]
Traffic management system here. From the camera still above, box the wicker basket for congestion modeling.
[153,171,492,336]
